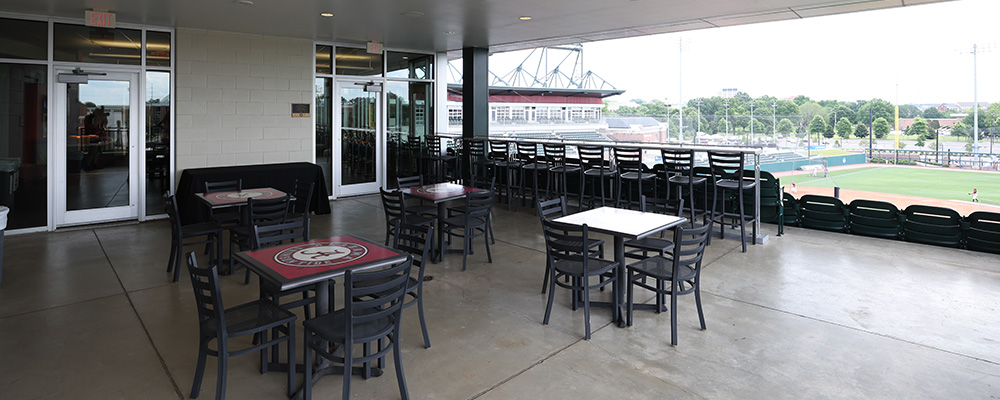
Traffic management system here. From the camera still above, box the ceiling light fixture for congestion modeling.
[443,31,456,35]
[401,11,425,18]
[234,0,254,5]
[519,16,532,20]
[320,12,334,17]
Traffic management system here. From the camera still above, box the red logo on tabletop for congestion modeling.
[416,186,461,195]
[273,242,369,267]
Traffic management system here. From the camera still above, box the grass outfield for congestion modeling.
[780,166,1000,206]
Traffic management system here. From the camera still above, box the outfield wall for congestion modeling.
[761,153,867,173]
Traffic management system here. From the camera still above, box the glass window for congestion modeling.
[335,47,382,77]
[385,81,432,184]
[315,78,333,195]
[54,23,143,65]
[0,18,48,60]
[145,71,170,215]
[316,45,333,75]
[0,63,48,229]
[146,31,171,68]
[386,52,433,79]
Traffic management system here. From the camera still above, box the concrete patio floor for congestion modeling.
[1,194,998,399]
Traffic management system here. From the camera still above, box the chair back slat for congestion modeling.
[540,218,590,265]
[342,258,413,342]
[672,222,713,269]
[253,220,309,250]
[204,179,242,193]
[185,252,226,330]
[578,145,609,170]
[614,147,643,173]
[291,180,315,215]
[245,195,291,226]
[537,196,568,221]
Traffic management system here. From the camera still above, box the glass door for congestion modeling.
[335,81,382,196]
[55,70,140,226]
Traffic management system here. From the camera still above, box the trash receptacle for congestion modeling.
[0,206,7,285]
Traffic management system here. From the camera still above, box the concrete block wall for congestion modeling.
[174,28,313,172]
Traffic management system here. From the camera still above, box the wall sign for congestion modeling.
[291,103,310,118]
[85,10,116,28]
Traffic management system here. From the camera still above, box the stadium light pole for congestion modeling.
[973,43,979,167]
[750,100,755,146]
[772,100,777,148]
[724,99,730,139]
[696,99,702,135]
[868,107,873,160]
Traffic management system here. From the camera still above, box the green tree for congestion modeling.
[856,98,894,128]
[799,102,826,133]
[915,135,925,147]
[835,117,852,139]
[808,115,827,144]
[792,95,812,106]
[854,123,869,138]
[898,104,921,118]
[777,118,796,135]
[923,107,945,118]
[909,117,929,140]
[951,121,969,137]
[873,117,891,139]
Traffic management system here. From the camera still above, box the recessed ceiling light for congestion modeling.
[519,16,532,20]
[401,11,425,18]
[234,0,254,5]
[320,12,334,17]
[443,31,456,35]
[402,56,409,60]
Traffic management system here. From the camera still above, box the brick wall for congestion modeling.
[174,28,313,172]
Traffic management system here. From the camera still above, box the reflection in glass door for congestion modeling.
[58,71,139,225]
[385,81,432,187]
[336,82,381,196]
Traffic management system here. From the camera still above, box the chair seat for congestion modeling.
[584,167,616,177]
[183,221,224,238]
[553,257,618,277]
[627,256,697,282]
[521,162,549,171]
[550,166,581,174]
[392,213,435,227]
[203,299,297,337]
[621,171,656,181]
[716,179,757,190]
[554,237,604,252]
[443,214,488,228]
[624,237,674,253]
[406,204,438,216]
[303,308,394,342]
[668,175,707,186]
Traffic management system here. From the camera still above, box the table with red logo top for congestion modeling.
[399,183,484,262]
[195,187,289,209]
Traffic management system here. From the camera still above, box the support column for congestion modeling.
[462,47,489,182]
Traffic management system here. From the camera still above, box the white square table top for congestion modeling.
[554,206,687,240]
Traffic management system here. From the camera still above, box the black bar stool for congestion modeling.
[578,145,616,209]
[543,143,582,208]
[489,140,520,210]
[661,148,709,227]
[708,150,757,252]
[613,146,656,209]
[515,142,547,209]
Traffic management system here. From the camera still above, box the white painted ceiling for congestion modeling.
[1,0,952,54]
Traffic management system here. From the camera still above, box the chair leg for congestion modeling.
[393,332,410,400]
[626,271,634,327]
[417,296,431,348]
[695,282,706,331]
[342,339,353,400]
[190,339,208,398]
[543,272,557,325]
[582,278,592,340]
[215,351,228,400]
[670,284,679,347]
[304,334,313,400]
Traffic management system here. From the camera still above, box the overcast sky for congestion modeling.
[487,0,1000,107]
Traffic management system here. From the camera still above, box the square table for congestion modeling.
[554,207,686,326]
[234,235,409,390]
[195,187,289,210]
[399,182,484,262]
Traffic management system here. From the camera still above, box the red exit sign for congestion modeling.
[85,10,116,28]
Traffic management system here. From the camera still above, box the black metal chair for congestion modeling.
[536,196,604,294]
[543,143,582,207]
[578,144,616,209]
[441,189,494,271]
[446,174,497,244]
[540,218,619,340]
[285,180,315,240]
[185,252,297,400]
[466,138,493,183]
[661,148,709,227]
[203,179,243,228]
[396,175,437,218]
[426,134,457,183]
[229,195,291,283]
[624,195,684,262]
[302,257,413,400]
[708,151,757,252]
[380,187,435,246]
[165,193,223,282]
[625,221,712,346]
[488,140,520,210]
[614,147,656,209]
[515,142,547,209]
[252,220,321,315]
[390,222,435,348]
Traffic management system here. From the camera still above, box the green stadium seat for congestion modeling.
[902,205,963,248]
[847,199,902,239]
[782,193,800,227]
[799,195,848,232]
[964,211,1000,254]
[742,170,783,236]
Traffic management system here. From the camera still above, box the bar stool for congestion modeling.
[613,147,656,209]
[515,142,547,209]
[489,140,520,210]
[426,134,456,183]
[466,138,493,183]
[408,134,426,181]
[661,148,709,227]
[543,143,582,207]
[578,145,616,209]
[708,150,757,252]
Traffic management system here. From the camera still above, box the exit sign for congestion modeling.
[366,41,382,54]
[85,10,116,28]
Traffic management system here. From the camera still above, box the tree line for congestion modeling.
[605,91,1000,142]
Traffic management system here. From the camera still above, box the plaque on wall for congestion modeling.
[291,103,310,118]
